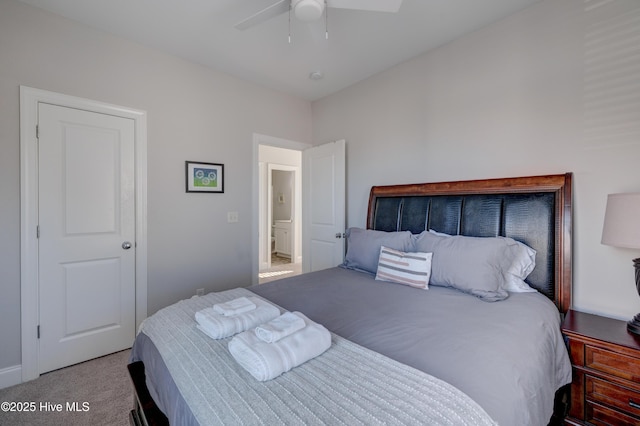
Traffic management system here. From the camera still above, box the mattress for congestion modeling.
[130,266,571,426]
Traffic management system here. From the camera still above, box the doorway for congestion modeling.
[251,134,346,285]
[20,87,148,381]
[271,168,294,265]
[252,134,310,284]
[258,146,302,283]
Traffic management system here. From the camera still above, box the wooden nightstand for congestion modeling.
[562,310,640,425]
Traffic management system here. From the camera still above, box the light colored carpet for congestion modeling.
[0,349,133,425]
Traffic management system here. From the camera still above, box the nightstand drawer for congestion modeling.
[586,345,640,381]
[586,400,640,426]
[586,375,640,418]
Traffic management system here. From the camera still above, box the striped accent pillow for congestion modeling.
[375,246,432,290]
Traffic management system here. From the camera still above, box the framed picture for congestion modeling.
[185,161,224,193]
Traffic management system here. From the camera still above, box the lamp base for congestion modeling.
[629,314,640,335]
[631,258,640,335]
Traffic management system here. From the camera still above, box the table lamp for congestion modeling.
[601,193,640,335]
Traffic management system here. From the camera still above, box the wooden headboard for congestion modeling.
[366,174,572,313]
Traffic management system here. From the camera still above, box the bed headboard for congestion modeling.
[366,174,572,313]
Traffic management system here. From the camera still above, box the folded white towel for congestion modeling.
[195,297,280,340]
[213,297,256,316]
[228,312,331,381]
[255,311,306,343]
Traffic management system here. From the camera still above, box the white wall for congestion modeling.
[3,0,638,378]
[259,144,304,165]
[312,0,640,320]
[0,0,311,372]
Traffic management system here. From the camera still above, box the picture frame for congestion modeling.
[185,161,224,193]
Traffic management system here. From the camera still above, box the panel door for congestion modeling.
[38,103,136,373]
[302,140,346,272]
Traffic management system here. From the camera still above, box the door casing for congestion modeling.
[252,134,346,284]
[20,86,148,382]
[252,133,311,284]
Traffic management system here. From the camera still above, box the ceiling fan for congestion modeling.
[235,0,403,31]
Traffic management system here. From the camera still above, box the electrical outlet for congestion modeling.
[196,288,205,297]
[227,211,239,223]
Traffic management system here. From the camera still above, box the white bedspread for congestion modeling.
[139,288,497,426]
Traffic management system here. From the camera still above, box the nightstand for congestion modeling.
[562,310,640,425]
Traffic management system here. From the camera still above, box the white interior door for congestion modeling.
[38,103,136,373]
[302,140,346,273]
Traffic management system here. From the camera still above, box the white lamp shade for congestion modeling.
[601,193,640,249]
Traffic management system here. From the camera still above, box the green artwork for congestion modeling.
[193,168,218,188]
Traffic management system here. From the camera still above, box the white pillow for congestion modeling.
[502,239,537,293]
[375,246,432,290]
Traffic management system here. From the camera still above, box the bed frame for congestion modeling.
[128,173,573,425]
[366,173,572,313]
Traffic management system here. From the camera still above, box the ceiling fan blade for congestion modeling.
[235,0,290,30]
[327,0,402,13]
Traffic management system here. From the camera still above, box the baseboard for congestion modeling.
[0,364,22,390]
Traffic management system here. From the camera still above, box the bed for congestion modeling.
[128,173,573,426]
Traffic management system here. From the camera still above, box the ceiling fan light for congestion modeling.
[309,71,324,80]
[293,0,325,22]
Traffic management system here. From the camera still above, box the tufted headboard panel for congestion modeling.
[366,174,572,313]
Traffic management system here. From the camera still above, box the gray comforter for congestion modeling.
[131,266,571,426]
[137,287,497,426]
[250,267,572,426]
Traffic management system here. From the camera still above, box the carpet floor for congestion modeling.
[0,349,133,426]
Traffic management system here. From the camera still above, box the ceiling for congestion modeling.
[19,0,541,101]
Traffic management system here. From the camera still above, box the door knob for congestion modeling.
[122,241,132,250]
